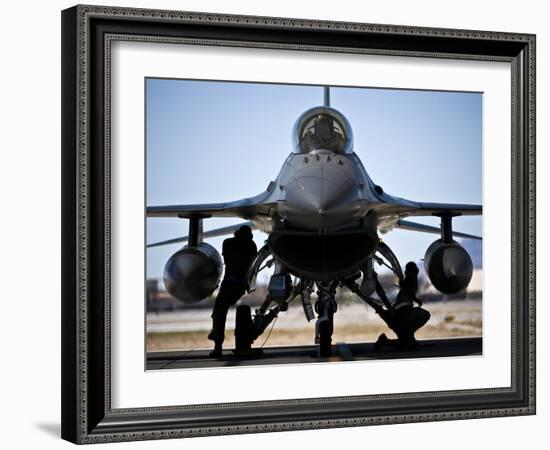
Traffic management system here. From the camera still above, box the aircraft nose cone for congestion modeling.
[281,163,360,229]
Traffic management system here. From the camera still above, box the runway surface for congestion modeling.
[147,336,482,370]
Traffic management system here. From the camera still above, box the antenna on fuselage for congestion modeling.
[323,86,330,107]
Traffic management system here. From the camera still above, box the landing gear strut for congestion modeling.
[314,281,338,357]
[235,252,299,355]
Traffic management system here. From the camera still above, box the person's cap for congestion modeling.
[235,225,253,239]
[405,261,419,274]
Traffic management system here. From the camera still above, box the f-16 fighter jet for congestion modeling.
[147,87,481,357]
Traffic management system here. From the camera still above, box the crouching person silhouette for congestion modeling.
[376,262,431,349]
[208,225,257,358]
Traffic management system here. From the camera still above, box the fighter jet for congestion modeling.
[147,87,481,357]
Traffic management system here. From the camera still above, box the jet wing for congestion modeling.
[393,219,481,240]
[147,221,256,248]
[372,189,481,238]
[403,202,482,217]
[147,202,230,218]
[147,189,274,219]
[370,189,482,219]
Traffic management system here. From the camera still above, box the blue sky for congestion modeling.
[146,79,482,282]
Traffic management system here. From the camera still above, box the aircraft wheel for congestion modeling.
[318,320,332,357]
[235,305,253,351]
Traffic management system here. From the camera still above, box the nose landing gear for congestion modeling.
[314,281,338,357]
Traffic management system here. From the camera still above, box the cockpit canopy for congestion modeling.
[292,107,354,154]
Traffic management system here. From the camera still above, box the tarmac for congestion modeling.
[147,336,482,370]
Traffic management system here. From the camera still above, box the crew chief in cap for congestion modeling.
[208,225,257,357]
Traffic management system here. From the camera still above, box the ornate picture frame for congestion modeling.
[61,5,535,444]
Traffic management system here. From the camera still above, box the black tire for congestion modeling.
[235,305,253,351]
[318,320,332,357]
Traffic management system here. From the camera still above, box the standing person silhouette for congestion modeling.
[208,225,257,357]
